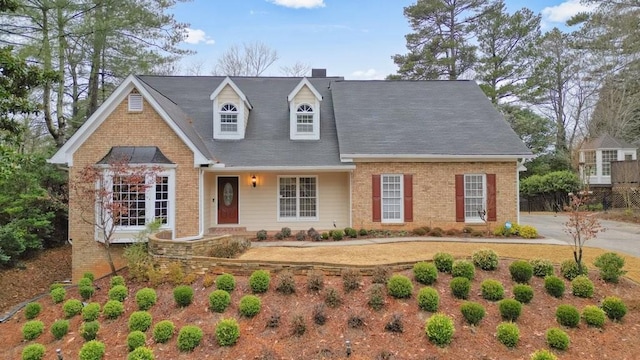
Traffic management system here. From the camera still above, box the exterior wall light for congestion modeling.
[251,175,257,188]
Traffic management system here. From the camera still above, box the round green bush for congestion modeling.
[387,275,413,299]
[513,284,534,304]
[177,325,203,352]
[496,322,520,348]
[110,275,126,288]
[545,327,569,350]
[602,296,627,321]
[24,302,42,320]
[413,262,438,285]
[127,330,146,351]
[452,260,475,280]
[128,311,153,332]
[79,277,93,287]
[481,279,504,301]
[22,320,44,340]
[103,300,124,319]
[79,340,105,360]
[21,343,46,360]
[433,252,454,273]
[50,287,66,304]
[560,260,588,280]
[135,288,157,311]
[79,285,95,301]
[594,252,627,283]
[450,277,471,299]
[472,249,499,270]
[417,287,439,312]
[530,349,558,360]
[544,276,565,298]
[108,285,128,302]
[460,301,485,326]
[80,320,100,341]
[215,318,240,346]
[582,305,606,328]
[82,272,95,281]
[499,299,523,321]
[63,299,83,318]
[556,304,580,327]
[424,313,455,347]
[216,273,236,292]
[82,302,101,321]
[127,347,154,360]
[509,260,533,283]
[249,270,271,293]
[173,285,194,307]
[51,319,69,340]
[571,275,594,298]
[209,290,231,313]
[152,320,175,343]
[530,258,554,277]
[239,295,262,317]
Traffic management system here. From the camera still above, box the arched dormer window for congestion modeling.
[296,104,314,133]
[220,103,238,133]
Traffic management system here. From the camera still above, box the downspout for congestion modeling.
[349,171,353,228]
[517,159,527,224]
[173,167,205,241]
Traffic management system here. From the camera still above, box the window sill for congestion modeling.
[381,222,406,226]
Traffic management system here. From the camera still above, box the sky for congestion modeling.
[171,0,597,79]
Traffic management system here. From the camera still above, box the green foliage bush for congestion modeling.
[530,258,554,277]
[556,304,580,327]
[78,340,105,360]
[281,227,292,237]
[127,347,154,360]
[50,287,66,304]
[582,305,606,328]
[545,327,569,350]
[24,302,42,320]
[499,299,523,321]
[594,252,627,283]
[433,252,454,273]
[209,290,231,313]
[239,295,261,317]
[173,285,194,307]
[63,299,83,318]
[108,285,128,302]
[509,260,533,283]
[452,260,475,280]
[424,313,455,347]
[544,276,565,298]
[496,322,520,348]
[417,287,439,312]
[81,302,100,321]
[21,343,46,360]
[344,227,358,238]
[324,287,342,308]
[368,284,385,311]
[519,225,538,238]
[80,321,100,341]
[135,288,157,311]
[571,275,594,298]
[530,349,558,360]
[22,320,44,340]
[110,275,125,288]
[460,301,485,326]
[216,273,236,292]
[152,320,175,343]
[123,241,153,282]
[127,330,146,351]
[359,228,368,236]
[78,276,92,287]
[450,277,471,299]
[472,249,499,270]
[128,311,152,332]
[307,270,324,291]
[249,270,271,293]
[103,300,124,319]
[387,275,413,299]
[602,296,627,321]
[256,230,268,241]
[215,318,240,346]
[413,262,438,285]
[560,260,588,280]
[520,170,580,198]
[51,319,69,339]
[177,325,203,352]
[331,229,344,240]
[79,285,95,301]
[512,284,534,304]
[275,270,296,294]
[481,279,504,301]
[342,268,362,292]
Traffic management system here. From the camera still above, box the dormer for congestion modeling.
[210,77,252,140]
[288,77,322,140]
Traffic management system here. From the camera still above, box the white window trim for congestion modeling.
[464,174,486,224]
[289,99,320,140]
[381,174,404,224]
[277,175,319,222]
[213,99,245,140]
[219,103,239,134]
[600,149,617,177]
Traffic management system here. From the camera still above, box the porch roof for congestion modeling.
[97,146,174,164]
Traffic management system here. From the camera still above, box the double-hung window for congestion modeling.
[464,174,486,222]
[583,151,596,176]
[108,171,173,229]
[381,174,403,223]
[601,150,617,176]
[278,176,317,220]
[296,104,314,134]
[220,103,238,133]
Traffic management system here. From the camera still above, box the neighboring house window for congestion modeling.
[464,174,485,222]
[381,174,403,223]
[296,104,314,133]
[109,173,172,228]
[220,103,238,133]
[278,176,317,220]
[602,150,617,176]
[583,151,596,175]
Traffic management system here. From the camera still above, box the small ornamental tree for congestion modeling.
[564,191,604,272]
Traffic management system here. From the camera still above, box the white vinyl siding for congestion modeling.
[464,174,486,222]
[278,176,317,220]
[381,174,403,223]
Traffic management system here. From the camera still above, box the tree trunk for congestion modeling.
[87,0,106,117]
[55,3,67,147]
[104,242,117,275]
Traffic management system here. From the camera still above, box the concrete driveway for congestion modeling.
[521,213,640,257]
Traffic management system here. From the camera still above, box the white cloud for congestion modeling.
[349,69,386,80]
[184,28,215,45]
[541,0,596,23]
[268,0,325,9]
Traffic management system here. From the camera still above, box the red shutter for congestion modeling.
[403,174,413,222]
[372,174,381,222]
[455,174,465,222]
[487,174,497,221]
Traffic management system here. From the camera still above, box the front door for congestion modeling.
[217,177,238,224]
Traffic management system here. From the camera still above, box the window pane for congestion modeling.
[220,114,238,132]
[113,176,146,226]
[279,177,297,218]
[382,175,402,221]
[464,175,484,220]
[154,176,169,224]
[584,151,596,175]
[602,150,616,176]
[299,177,316,218]
[296,114,314,133]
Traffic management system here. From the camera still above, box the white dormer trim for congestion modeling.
[210,77,252,109]
[210,77,251,140]
[287,77,322,102]
[288,77,322,140]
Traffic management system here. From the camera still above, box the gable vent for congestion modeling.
[128,93,143,112]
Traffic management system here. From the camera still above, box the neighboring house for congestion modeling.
[50,70,532,279]
[578,134,638,187]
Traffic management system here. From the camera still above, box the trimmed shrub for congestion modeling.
[452,260,475,280]
[359,228,368,236]
[429,227,444,237]
[530,349,558,360]
[602,296,627,321]
[546,327,569,350]
[266,311,281,328]
[385,313,404,333]
[24,302,42,320]
[108,285,128,302]
[152,320,175,343]
[331,230,344,240]
[295,230,306,241]
[496,322,520,348]
[519,225,538,238]
[321,232,329,240]
[103,300,124,319]
[256,230,268,241]
[368,284,386,311]
[413,262,438,285]
[128,311,152,332]
[481,279,504,301]
[202,275,215,288]
[544,276,565,298]
[82,303,101,322]
[509,260,534,283]
[324,287,342,308]
[387,275,413,299]
[216,273,236,292]
[50,287,66,304]
[80,321,100,341]
[460,301,485,326]
[281,227,292,237]
[499,299,522,321]
[417,287,439,312]
[560,260,588,280]
[63,299,83,318]
[290,314,306,336]
[135,288,157,311]
[127,330,146,352]
[177,325,203,352]
[110,275,125,288]
[412,227,427,236]
[215,318,240,346]
[21,343,46,360]
[594,252,627,283]
[472,249,499,270]
[249,270,271,293]
[345,227,358,238]
[183,273,198,286]
[173,285,194,307]
[307,270,324,292]
[450,277,471,299]
[79,285,95,301]
[209,290,231,313]
[79,277,93,287]
[582,305,606,328]
[530,258,554,277]
[239,295,261,317]
[424,313,455,347]
[275,270,296,294]
[342,268,362,292]
[372,266,391,284]
[571,275,594,298]
[556,304,580,327]
[313,303,327,325]
[79,340,105,360]
[127,347,154,360]
[22,320,44,340]
[433,252,454,273]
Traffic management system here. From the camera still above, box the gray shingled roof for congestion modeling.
[581,133,637,150]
